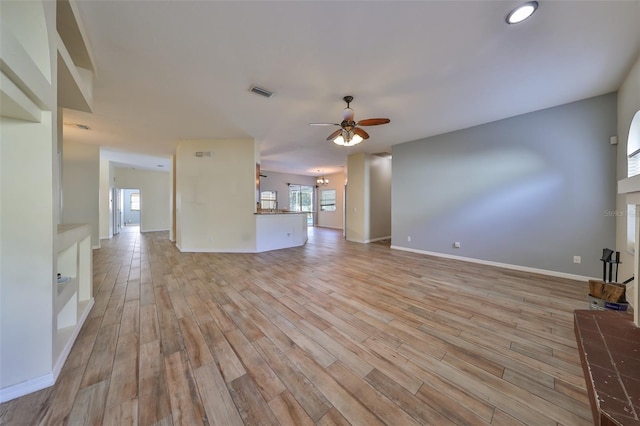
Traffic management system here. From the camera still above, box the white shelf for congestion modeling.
[54,224,93,368]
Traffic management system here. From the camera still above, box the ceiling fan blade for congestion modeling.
[310,123,340,126]
[326,129,342,141]
[357,118,390,126]
[353,127,370,139]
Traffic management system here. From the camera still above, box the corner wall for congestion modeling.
[62,140,99,247]
[317,171,345,230]
[98,159,112,239]
[175,139,257,252]
[114,168,171,233]
[392,93,617,279]
[369,155,391,240]
[346,153,369,242]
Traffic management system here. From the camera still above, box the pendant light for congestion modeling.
[316,170,329,185]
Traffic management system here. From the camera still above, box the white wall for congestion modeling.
[114,168,171,233]
[317,171,345,230]
[170,155,176,241]
[176,139,258,252]
[62,140,100,248]
[346,153,369,242]
[1,113,57,392]
[98,159,112,239]
[256,213,308,252]
[0,0,57,394]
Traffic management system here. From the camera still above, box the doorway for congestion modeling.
[112,188,140,235]
[288,184,314,226]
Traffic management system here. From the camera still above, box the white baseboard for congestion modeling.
[366,235,391,243]
[176,245,255,253]
[0,373,54,404]
[141,228,170,233]
[0,298,95,403]
[390,245,597,282]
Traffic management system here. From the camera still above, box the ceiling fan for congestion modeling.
[310,96,390,147]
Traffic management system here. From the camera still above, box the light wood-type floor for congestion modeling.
[1,227,593,425]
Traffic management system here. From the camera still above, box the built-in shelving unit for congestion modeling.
[0,0,96,402]
[54,224,94,375]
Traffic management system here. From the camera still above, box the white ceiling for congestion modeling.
[64,1,640,176]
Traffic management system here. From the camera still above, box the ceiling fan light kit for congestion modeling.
[310,95,390,147]
[333,132,364,147]
[506,1,538,24]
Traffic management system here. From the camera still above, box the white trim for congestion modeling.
[346,237,365,243]
[366,236,391,243]
[176,245,256,253]
[0,373,54,403]
[52,298,94,379]
[390,245,597,282]
[140,228,170,233]
[315,225,343,230]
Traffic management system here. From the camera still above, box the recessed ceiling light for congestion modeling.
[506,1,538,24]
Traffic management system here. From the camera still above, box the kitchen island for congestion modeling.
[255,211,308,252]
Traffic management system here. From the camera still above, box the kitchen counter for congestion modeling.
[255,212,307,252]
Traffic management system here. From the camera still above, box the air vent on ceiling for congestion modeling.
[249,85,274,98]
[373,152,392,158]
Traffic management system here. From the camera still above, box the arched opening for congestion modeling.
[626,110,640,252]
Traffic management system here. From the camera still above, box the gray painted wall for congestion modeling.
[259,170,317,211]
[392,93,617,278]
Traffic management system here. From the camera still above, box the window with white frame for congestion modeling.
[320,189,336,211]
[130,193,140,211]
[260,190,277,210]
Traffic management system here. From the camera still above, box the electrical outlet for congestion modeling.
[407,236,411,242]
[573,256,581,264]
[454,242,461,248]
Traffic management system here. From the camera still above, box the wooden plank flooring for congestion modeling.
[0,227,593,425]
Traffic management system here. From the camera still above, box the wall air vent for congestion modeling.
[249,85,274,98]
[373,152,392,158]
